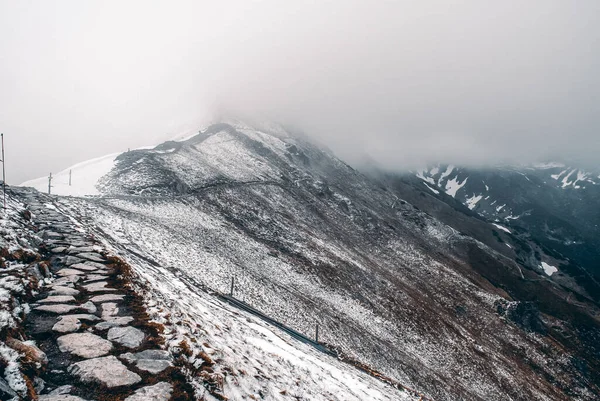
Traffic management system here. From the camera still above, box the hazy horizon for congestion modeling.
[2,1,599,184]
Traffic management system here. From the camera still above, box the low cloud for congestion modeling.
[2,1,599,183]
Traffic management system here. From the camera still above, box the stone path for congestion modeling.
[19,194,193,400]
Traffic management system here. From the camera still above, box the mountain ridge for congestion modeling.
[17,121,600,400]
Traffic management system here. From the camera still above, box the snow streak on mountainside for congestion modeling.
[20,122,600,400]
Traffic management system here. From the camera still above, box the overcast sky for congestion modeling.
[1,1,599,183]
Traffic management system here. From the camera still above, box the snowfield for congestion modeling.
[20,153,120,196]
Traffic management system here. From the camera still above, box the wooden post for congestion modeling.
[230,277,235,296]
[1,134,5,209]
[69,169,72,186]
[48,173,53,195]
[315,324,319,343]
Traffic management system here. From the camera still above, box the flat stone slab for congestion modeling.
[68,355,141,388]
[53,314,100,333]
[84,274,110,283]
[47,384,73,395]
[124,382,173,401]
[96,317,135,330]
[56,268,87,277]
[64,256,84,266]
[79,261,108,270]
[35,304,81,314]
[70,263,100,272]
[49,286,80,296]
[108,326,145,348]
[101,303,118,319]
[57,333,113,358]
[81,301,97,314]
[53,276,81,286]
[53,317,81,333]
[51,247,67,254]
[76,252,106,263]
[90,294,125,303]
[83,282,117,293]
[68,246,96,254]
[40,395,91,401]
[39,295,76,304]
[121,349,172,374]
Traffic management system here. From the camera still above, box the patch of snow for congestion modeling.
[540,262,558,276]
[445,176,468,197]
[533,162,565,169]
[465,194,483,210]
[438,165,454,185]
[416,170,435,185]
[423,183,439,195]
[492,223,511,234]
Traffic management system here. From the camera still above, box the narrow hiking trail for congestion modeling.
[16,190,193,400]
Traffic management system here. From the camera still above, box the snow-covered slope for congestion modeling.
[20,153,120,196]
[17,123,600,400]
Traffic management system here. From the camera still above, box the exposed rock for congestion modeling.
[27,264,44,281]
[51,247,67,254]
[35,304,82,314]
[49,286,80,296]
[108,326,145,348]
[34,376,45,393]
[67,246,96,254]
[57,333,113,358]
[84,274,110,283]
[48,385,73,395]
[0,377,18,398]
[52,317,81,333]
[70,263,99,272]
[64,256,84,266]
[90,294,125,303]
[124,382,173,401]
[39,395,92,401]
[76,252,106,263]
[79,261,108,270]
[95,317,135,330]
[55,268,87,277]
[120,349,172,373]
[81,301,97,314]
[53,314,99,333]
[6,338,48,365]
[68,355,141,388]
[100,302,118,319]
[53,275,81,286]
[83,282,117,293]
[39,295,76,304]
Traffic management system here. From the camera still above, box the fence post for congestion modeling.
[1,133,5,209]
[315,324,319,343]
[48,173,53,195]
[230,277,235,296]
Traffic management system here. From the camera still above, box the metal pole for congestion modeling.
[230,277,235,296]
[1,134,5,209]
[315,324,319,343]
[48,173,53,195]
[69,169,72,186]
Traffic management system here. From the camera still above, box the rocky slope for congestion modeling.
[393,164,600,303]
[19,121,600,400]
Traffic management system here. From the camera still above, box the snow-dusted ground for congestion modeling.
[121,249,419,401]
[14,124,600,400]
